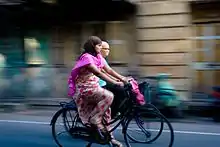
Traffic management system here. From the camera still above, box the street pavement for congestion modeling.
[0,112,220,147]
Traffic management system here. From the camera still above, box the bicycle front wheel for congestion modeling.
[124,110,174,147]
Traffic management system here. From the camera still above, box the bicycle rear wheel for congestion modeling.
[124,110,174,147]
[63,109,81,136]
[51,108,66,147]
[51,108,78,147]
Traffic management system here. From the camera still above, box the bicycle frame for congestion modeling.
[105,81,163,133]
[59,82,160,131]
[50,81,168,147]
[103,83,143,133]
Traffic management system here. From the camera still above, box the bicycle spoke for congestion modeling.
[57,131,68,136]
[124,111,174,147]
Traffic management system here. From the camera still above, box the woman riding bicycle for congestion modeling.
[68,36,129,147]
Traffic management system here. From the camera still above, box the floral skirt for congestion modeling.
[74,85,114,130]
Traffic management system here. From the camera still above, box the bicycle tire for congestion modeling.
[51,108,65,147]
[62,108,79,136]
[124,110,174,147]
[51,107,78,146]
[126,104,163,143]
[142,103,161,113]
[126,114,164,143]
[63,111,81,137]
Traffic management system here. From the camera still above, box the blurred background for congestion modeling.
[0,1,220,147]
[0,0,220,121]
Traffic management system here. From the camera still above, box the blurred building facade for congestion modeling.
[0,0,137,104]
[0,0,220,104]
[130,0,220,101]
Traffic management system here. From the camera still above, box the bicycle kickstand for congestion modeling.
[86,142,92,147]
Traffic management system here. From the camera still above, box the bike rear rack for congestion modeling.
[59,100,77,110]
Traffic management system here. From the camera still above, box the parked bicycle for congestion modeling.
[50,82,174,147]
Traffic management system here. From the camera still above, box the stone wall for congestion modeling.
[130,0,194,100]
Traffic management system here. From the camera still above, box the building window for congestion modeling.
[24,38,44,65]
[24,32,50,66]
[0,53,6,68]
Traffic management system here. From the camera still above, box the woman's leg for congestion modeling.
[103,104,123,147]
[89,88,114,129]
[88,87,123,147]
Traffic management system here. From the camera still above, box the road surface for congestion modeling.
[0,113,219,147]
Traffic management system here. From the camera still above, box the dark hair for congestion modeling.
[78,36,102,60]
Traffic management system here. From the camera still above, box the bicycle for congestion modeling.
[50,82,174,147]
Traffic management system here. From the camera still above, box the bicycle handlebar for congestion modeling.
[112,83,132,91]
[123,82,133,92]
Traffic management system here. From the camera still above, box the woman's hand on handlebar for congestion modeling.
[121,76,133,84]
[116,79,121,82]
[115,81,124,87]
